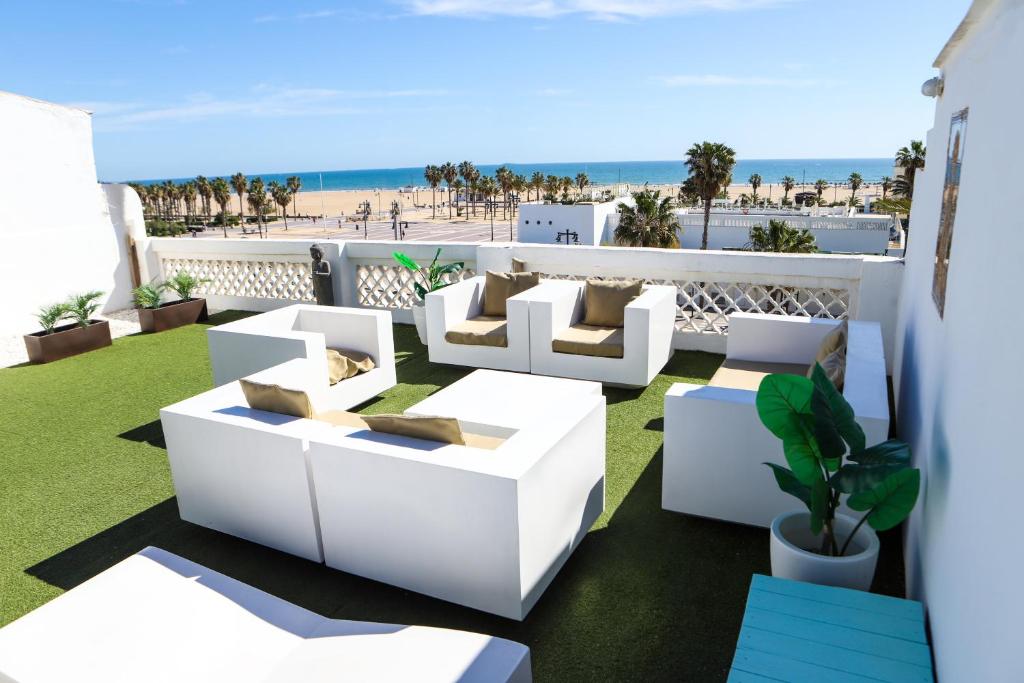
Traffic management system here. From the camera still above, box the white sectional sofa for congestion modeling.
[206,304,396,409]
[308,370,606,620]
[662,312,890,528]
[425,275,535,373]
[527,280,677,388]
[0,546,532,683]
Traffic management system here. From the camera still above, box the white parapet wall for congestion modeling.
[0,91,145,335]
[517,200,627,246]
[147,237,903,371]
[671,212,893,254]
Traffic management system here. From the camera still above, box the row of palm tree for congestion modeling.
[131,173,304,238]
[422,163,593,224]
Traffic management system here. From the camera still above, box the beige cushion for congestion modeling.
[363,414,466,445]
[482,271,540,317]
[809,349,847,390]
[709,359,811,392]
[326,348,376,385]
[461,432,506,451]
[583,279,643,328]
[239,379,313,419]
[814,320,848,363]
[444,315,508,348]
[552,324,625,359]
[511,258,527,274]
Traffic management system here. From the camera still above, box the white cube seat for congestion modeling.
[528,280,677,387]
[206,304,396,410]
[0,547,532,683]
[308,370,606,620]
[662,313,890,528]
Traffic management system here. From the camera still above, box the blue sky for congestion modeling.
[2,0,968,181]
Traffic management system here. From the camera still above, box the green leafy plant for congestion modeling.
[36,303,69,334]
[164,271,209,301]
[392,248,465,303]
[65,291,104,328]
[756,365,920,556]
[132,283,164,309]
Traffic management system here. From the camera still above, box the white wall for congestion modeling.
[517,201,623,245]
[674,213,893,254]
[0,92,143,334]
[892,2,1024,680]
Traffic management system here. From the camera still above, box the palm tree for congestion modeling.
[814,178,829,203]
[246,177,267,238]
[495,166,513,220]
[543,175,560,201]
[848,172,863,204]
[575,172,590,199]
[424,165,442,218]
[747,219,817,253]
[781,175,795,203]
[195,175,212,222]
[560,176,573,201]
[512,174,527,218]
[181,181,197,224]
[530,171,544,202]
[684,141,737,249]
[614,189,680,248]
[458,161,476,219]
[286,176,302,218]
[452,178,465,217]
[749,173,762,205]
[880,176,892,200]
[269,181,290,230]
[211,178,231,237]
[230,172,247,228]
[478,176,498,240]
[894,140,926,198]
[440,162,457,219]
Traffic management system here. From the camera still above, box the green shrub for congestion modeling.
[36,303,69,334]
[65,291,104,328]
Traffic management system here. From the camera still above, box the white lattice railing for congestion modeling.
[161,256,316,302]
[354,261,476,310]
[538,272,848,335]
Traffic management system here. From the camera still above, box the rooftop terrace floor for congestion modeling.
[0,312,905,681]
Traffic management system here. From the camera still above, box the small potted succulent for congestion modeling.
[23,291,112,363]
[756,365,921,591]
[392,248,464,344]
[135,272,209,333]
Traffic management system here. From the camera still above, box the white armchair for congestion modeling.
[425,276,533,372]
[662,312,890,528]
[207,304,396,410]
[528,280,677,387]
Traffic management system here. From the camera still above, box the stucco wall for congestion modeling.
[0,92,143,335]
[674,214,892,254]
[892,1,1023,680]
[518,201,622,245]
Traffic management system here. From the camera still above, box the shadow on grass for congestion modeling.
[118,419,166,448]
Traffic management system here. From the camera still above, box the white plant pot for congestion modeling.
[769,510,879,591]
[411,302,428,345]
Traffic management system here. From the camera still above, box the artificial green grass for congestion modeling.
[0,313,904,681]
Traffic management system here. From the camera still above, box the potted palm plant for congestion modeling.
[392,248,464,344]
[24,291,112,363]
[756,365,921,591]
[136,272,209,333]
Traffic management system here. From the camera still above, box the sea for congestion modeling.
[128,158,894,191]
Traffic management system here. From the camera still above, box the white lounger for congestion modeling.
[0,547,531,683]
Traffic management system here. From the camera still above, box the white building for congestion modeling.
[0,91,145,335]
[517,199,628,246]
[673,212,894,254]
[893,0,1023,679]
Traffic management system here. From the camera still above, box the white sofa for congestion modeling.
[161,359,352,563]
[527,280,677,387]
[308,370,606,620]
[207,304,396,409]
[662,313,890,528]
[425,276,535,372]
[0,547,532,683]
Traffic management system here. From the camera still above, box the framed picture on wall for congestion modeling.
[932,107,968,317]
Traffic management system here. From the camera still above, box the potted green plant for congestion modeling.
[392,248,465,344]
[23,291,112,363]
[135,272,209,333]
[756,365,921,590]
